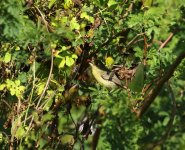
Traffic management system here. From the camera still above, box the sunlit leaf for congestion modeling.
[15,80,20,86]
[43,100,53,112]
[63,0,73,9]
[65,56,75,67]
[48,0,56,9]
[37,82,45,95]
[0,84,6,90]
[142,0,153,8]
[105,56,114,69]
[4,52,11,63]
[58,58,66,68]
[0,132,3,143]
[70,17,80,30]
[80,12,94,24]
[108,0,117,7]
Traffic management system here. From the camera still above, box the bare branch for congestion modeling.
[126,32,145,48]
[158,33,174,51]
[36,49,54,109]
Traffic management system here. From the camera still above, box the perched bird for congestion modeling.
[89,62,122,89]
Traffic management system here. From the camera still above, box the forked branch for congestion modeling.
[136,50,185,118]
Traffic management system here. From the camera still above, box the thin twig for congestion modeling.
[24,57,36,126]
[99,8,111,35]
[69,111,78,132]
[78,136,85,150]
[34,6,49,32]
[26,49,54,133]
[122,2,134,18]
[89,29,130,58]
[143,34,148,65]
[158,33,174,51]
[94,7,108,15]
[1,99,12,110]
[39,89,57,109]
[36,49,54,109]
[126,32,145,48]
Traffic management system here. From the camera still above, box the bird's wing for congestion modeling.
[101,72,110,80]
[111,75,122,86]
[102,72,122,86]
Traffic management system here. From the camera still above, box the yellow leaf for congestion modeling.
[58,58,66,68]
[4,52,11,63]
[0,84,6,90]
[37,82,45,95]
[105,56,114,69]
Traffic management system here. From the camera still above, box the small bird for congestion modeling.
[89,62,122,89]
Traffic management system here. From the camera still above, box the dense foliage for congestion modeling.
[0,0,185,149]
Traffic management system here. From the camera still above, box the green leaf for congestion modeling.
[71,54,78,59]
[41,112,54,123]
[58,58,66,68]
[80,12,88,19]
[31,61,41,73]
[63,0,73,9]
[39,138,48,149]
[163,117,170,126]
[70,17,80,30]
[61,134,74,145]
[43,98,54,111]
[18,72,27,83]
[15,46,20,51]
[48,0,56,9]
[60,17,68,25]
[129,63,144,93]
[142,0,153,8]
[37,82,45,95]
[65,56,75,67]
[15,126,25,139]
[4,52,11,63]
[80,12,94,24]
[58,112,68,134]
[0,84,6,90]
[108,0,117,7]
[6,79,14,88]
